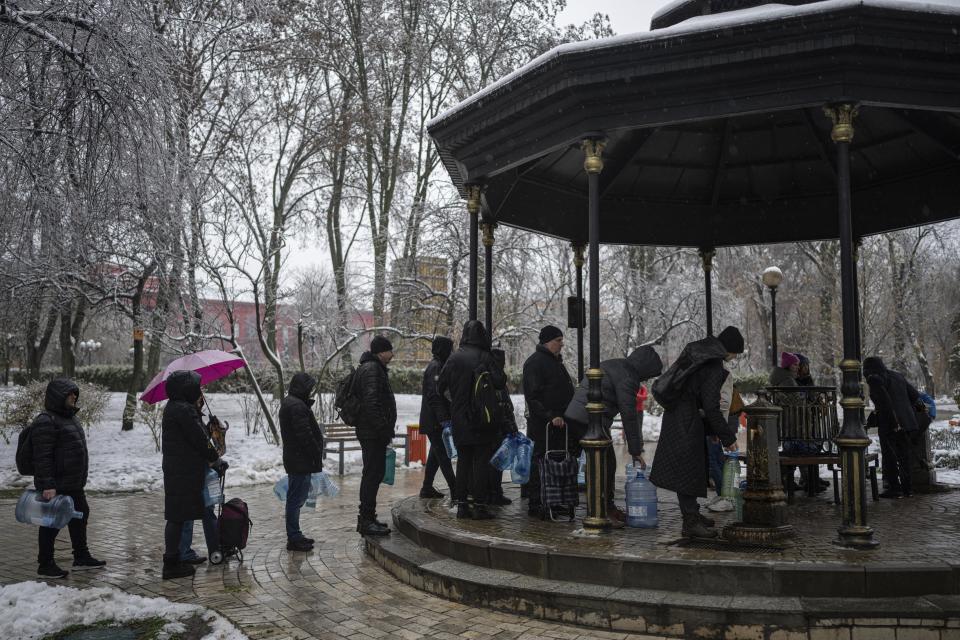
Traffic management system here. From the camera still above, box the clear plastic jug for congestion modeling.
[381,447,396,485]
[203,467,224,507]
[511,434,533,484]
[442,425,458,460]
[490,434,518,471]
[721,453,741,498]
[15,490,83,529]
[624,465,658,528]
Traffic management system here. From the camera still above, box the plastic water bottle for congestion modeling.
[203,467,224,507]
[624,465,658,528]
[314,471,339,498]
[490,434,518,471]
[577,451,586,487]
[382,447,397,485]
[273,476,289,501]
[721,453,741,498]
[442,425,458,460]
[735,480,747,521]
[511,434,533,484]
[15,490,84,529]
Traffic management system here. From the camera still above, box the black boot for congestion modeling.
[38,563,69,579]
[456,502,473,519]
[162,557,196,580]
[419,486,444,499]
[472,504,495,520]
[681,513,718,539]
[357,516,390,536]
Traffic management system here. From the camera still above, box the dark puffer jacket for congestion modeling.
[522,343,575,442]
[162,370,219,522]
[32,379,88,492]
[354,351,397,441]
[280,372,324,474]
[864,357,920,433]
[438,321,502,447]
[418,337,453,436]
[564,346,663,456]
[649,337,736,497]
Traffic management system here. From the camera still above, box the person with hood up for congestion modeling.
[355,335,397,536]
[161,370,225,579]
[280,372,325,551]
[649,326,743,538]
[488,347,519,505]
[418,336,457,499]
[438,320,503,520]
[769,352,800,387]
[564,346,663,526]
[31,378,106,579]
[522,325,576,517]
[863,356,921,498]
[794,353,815,386]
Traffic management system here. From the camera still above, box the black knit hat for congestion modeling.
[538,325,563,344]
[370,335,393,354]
[717,326,745,354]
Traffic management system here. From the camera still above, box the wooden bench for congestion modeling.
[322,424,408,476]
[766,386,879,504]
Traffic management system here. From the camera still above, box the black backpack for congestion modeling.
[15,412,51,476]
[472,364,501,427]
[651,353,697,410]
[334,369,362,424]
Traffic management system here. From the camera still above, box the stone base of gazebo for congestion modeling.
[366,486,960,638]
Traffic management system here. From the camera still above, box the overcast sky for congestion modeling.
[558,0,666,34]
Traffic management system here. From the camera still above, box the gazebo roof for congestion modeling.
[428,0,960,247]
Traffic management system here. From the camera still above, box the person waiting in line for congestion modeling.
[769,351,799,387]
[564,346,662,526]
[794,353,815,386]
[279,372,325,551]
[418,336,457,499]
[864,356,921,499]
[706,387,745,513]
[355,335,397,536]
[179,411,226,564]
[650,327,742,539]
[488,347,518,506]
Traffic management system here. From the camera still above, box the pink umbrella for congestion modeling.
[140,349,247,404]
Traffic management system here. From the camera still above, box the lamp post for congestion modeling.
[762,267,783,368]
[79,339,102,366]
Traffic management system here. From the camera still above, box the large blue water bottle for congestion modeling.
[511,434,533,484]
[15,490,84,528]
[273,476,289,501]
[490,434,518,471]
[624,464,658,528]
[442,424,458,460]
[202,467,224,507]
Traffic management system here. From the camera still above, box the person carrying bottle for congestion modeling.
[649,327,743,539]
[161,370,226,580]
[280,372,325,551]
[863,356,921,498]
[564,346,663,526]
[487,347,518,506]
[522,325,576,517]
[418,336,457,499]
[179,411,226,565]
[355,335,397,536]
[31,378,106,579]
[439,320,503,520]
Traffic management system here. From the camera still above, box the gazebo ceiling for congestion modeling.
[428,0,960,247]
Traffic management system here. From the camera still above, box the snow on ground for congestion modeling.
[0,580,247,640]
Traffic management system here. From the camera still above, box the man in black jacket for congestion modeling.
[31,378,106,578]
[161,371,224,579]
[864,356,921,498]
[279,372,324,551]
[522,325,575,516]
[418,336,456,499]
[355,335,397,536]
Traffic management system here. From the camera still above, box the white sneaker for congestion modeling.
[707,498,735,512]
[704,495,723,506]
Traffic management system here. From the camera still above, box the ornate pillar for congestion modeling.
[573,244,585,382]
[482,219,496,334]
[825,103,878,549]
[467,185,481,322]
[580,137,610,532]
[700,248,715,337]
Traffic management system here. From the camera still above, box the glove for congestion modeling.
[215,459,229,477]
[441,420,453,431]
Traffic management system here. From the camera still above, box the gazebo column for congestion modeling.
[581,137,611,532]
[467,185,481,322]
[700,248,715,337]
[482,219,496,334]
[825,103,878,550]
[573,244,585,382]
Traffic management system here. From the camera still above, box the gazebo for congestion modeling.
[427,0,960,547]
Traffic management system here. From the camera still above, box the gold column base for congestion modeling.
[834,526,879,549]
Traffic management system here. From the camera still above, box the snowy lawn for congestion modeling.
[0,581,246,640]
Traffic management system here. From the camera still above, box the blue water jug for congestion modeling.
[203,467,224,507]
[312,471,339,498]
[577,451,586,487]
[624,465,658,528]
[511,434,533,484]
[273,476,289,501]
[490,434,518,471]
[721,453,740,498]
[442,425,458,460]
[15,490,84,529]
[382,447,396,485]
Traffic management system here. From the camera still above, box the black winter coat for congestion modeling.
[32,379,88,492]
[438,320,501,447]
[649,337,736,497]
[864,360,920,434]
[162,370,219,522]
[354,351,397,441]
[564,346,663,457]
[522,344,575,442]
[418,337,453,436]
[280,372,324,474]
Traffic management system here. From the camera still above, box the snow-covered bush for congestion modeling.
[0,381,109,443]
[931,425,960,470]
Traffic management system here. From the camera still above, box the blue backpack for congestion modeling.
[918,392,936,419]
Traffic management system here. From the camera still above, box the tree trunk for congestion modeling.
[122,269,153,431]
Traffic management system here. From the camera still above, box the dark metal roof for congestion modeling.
[428,0,960,247]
